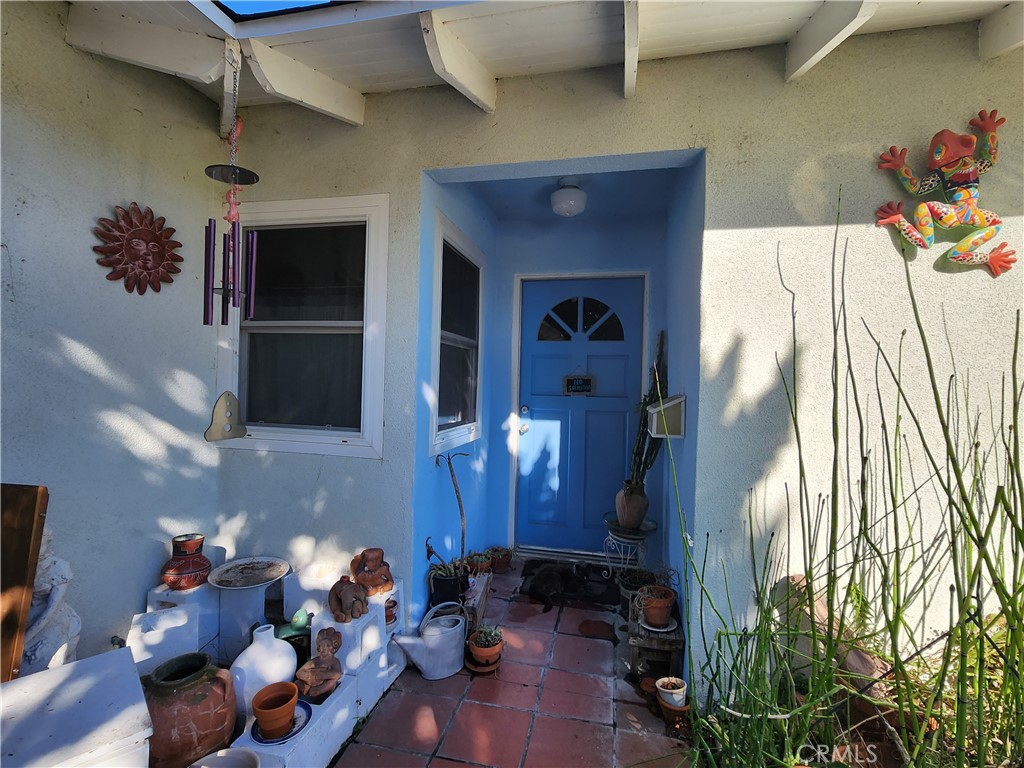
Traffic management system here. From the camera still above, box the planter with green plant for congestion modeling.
[465,551,491,575]
[486,546,513,574]
[616,331,667,529]
[427,451,472,607]
[467,625,504,666]
[616,564,675,618]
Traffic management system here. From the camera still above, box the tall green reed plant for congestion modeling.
[659,192,1022,767]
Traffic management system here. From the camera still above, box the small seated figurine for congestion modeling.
[294,627,342,701]
[328,575,368,623]
[350,547,394,596]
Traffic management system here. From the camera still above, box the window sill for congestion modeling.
[430,423,480,456]
[216,427,383,459]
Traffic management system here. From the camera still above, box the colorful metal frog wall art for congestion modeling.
[876,109,1016,277]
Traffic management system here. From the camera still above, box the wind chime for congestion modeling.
[203,59,259,325]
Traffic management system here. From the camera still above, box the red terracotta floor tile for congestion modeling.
[332,743,429,768]
[523,713,614,768]
[615,730,691,768]
[494,660,544,686]
[543,668,613,698]
[428,759,489,768]
[467,675,540,710]
[356,691,457,754]
[502,600,559,632]
[557,606,618,640]
[392,668,471,699]
[538,685,613,723]
[550,633,615,676]
[615,700,667,735]
[437,701,532,768]
[501,626,554,666]
[613,677,648,705]
[489,572,523,598]
[482,597,509,624]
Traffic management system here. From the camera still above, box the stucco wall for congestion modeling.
[2,1,1021,662]
[1,3,226,657]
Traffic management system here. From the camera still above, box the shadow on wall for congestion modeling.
[688,333,795,627]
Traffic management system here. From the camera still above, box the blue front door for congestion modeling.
[516,277,644,552]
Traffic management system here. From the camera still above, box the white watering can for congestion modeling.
[393,602,466,680]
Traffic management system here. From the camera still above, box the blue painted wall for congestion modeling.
[662,154,706,681]
[411,173,498,619]
[411,152,705,626]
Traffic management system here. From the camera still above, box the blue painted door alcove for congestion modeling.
[516,277,644,552]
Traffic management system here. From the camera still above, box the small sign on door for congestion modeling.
[563,375,594,395]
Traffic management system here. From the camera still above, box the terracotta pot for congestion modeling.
[488,549,512,574]
[467,633,504,665]
[143,652,236,768]
[615,481,649,529]
[252,681,298,740]
[638,585,676,628]
[467,556,492,574]
[656,694,690,726]
[160,533,213,590]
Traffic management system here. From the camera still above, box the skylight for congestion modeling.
[215,1,350,22]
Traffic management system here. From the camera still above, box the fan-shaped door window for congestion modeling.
[537,295,624,342]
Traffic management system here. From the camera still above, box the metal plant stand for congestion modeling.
[602,512,657,578]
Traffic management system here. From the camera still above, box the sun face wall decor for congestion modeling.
[93,202,183,295]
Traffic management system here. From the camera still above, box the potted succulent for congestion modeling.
[426,537,467,607]
[467,625,504,665]
[616,331,667,529]
[655,676,687,708]
[465,551,492,574]
[487,546,513,574]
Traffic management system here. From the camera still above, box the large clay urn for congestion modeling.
[615,480,649,529]
[142,652,236,768]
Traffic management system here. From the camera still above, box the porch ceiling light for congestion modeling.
[550,177,587,217]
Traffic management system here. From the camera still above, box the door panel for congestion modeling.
[516,277,643,552]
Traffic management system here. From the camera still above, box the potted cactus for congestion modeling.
[467,625,504,665]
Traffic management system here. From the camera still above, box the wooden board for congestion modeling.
[1,484,49,682]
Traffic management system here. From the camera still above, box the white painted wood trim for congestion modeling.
[240,39,366,126]
[220,38,242,140]
[66,3,225,84]
[419,10,497,114]
[214,194,389,459]
[785,1,878,82]
[429,212,485,455]
[229,1,460,40]
[980,2,1024,60]
[187,0,239,38]
[623,0,640,99]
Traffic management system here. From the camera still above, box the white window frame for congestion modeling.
[429,212,484,455]
[214,194,389,458]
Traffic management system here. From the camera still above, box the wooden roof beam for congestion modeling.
[240,39,365,126]
[65,3,224,84]
[419,10,496,114]
[785,1,878,82]
[980,2,1024,60]
[623,0,639,99]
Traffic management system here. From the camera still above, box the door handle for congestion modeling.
[519,423,530,435]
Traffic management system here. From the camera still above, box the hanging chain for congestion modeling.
[229,64,239,167]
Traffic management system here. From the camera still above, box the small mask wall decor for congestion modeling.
[876,109,1016,277]
[93,202,183,294]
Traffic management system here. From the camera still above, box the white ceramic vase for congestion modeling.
[229,624,297,725]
